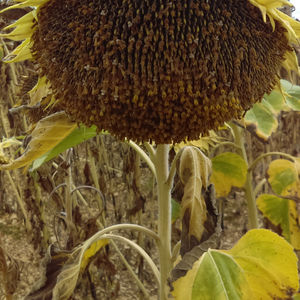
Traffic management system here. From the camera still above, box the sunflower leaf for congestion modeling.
[30,125,98,171]
[210,152,247,198]
[0,112,76,170]
[178,147,211,255]
[173,229,299,300]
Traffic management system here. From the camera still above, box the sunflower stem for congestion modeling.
[230,123,259,229]
[153,144,172,300]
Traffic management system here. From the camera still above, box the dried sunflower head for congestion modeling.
[1,0,300,144]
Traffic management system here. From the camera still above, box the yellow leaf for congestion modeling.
[226,229,299,299]
[175,131,221,153]
[257,194,300,249]
[0,112,76,170]
[81,240,108,271]
[0,11,35,41]
[267,159,298,196]
[173,229,298,300]
[28,76,52,106]
[3,38,33,63]
[211,152,247,197]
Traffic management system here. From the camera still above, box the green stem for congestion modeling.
[154,144,172,300]
[231,123,258,229]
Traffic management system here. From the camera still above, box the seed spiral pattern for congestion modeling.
[31,0,291,143]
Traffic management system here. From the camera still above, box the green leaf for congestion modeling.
[171,198,181,223]
[211,152,247,197]
[173,249,250,300]
[243,79,300,140]
[257,194,300,249]
[173,229,299,300]
[280,79,300,111]
[31,125,98,171]
[244,102,278,141]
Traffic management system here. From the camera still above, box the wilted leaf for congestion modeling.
[53,239,108,300]
[26,239,108,300]
[257,194,300,249]
[31,125,98,171]
[171,197,222,282]
[173,229,299,300]
[0,112,76,170]
[211,152,247,198]
[28,75,52,106]
[178,147,212,255]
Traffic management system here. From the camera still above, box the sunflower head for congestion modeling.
[1,0,300,143]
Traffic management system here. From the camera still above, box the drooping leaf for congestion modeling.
[257,194,300,249]
[0,112,76,170]
[31,125,98,171]
[173,229,299,300]
[171,198,222,283]
[26,239,108,300]
[210,152,247,198]
[178,147,212,255]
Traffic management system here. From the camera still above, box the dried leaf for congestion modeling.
[178,147,212,255]
[27,239,108,300]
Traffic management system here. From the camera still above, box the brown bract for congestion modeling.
[31,0,291,143]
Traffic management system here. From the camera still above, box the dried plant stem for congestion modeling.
[87,147,106,224]
[128,141,156,177]
[231,123,259,229]
[113,241,151,299]
[65,164,73,228]
[5,170,31,231]
[71,185,154,297]
[153,144,172,300]
[93,234,160,284]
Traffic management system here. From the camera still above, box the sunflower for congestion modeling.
[1,0,300,144]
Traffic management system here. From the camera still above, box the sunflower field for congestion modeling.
[0,0,300,299]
